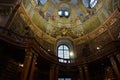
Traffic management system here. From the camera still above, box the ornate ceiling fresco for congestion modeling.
[22,0,107,39]
[21,0,117,42]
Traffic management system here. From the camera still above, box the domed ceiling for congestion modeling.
[23,0,112,39]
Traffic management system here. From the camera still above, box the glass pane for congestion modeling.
[58,45,64,50]
[58,50,64,54]
[36,0,47,5]
[82,0,89,8]
[64,11,69,16]
[64,45,68,50]
[57,44,71,63]
[58,78,64,80]
[82,0,97,8]
[58,50,62,53]
[64,51,69,59]
[41,0,47,5]
[68,60,70,63]
[65,78,71,80]
[90,0,97,8]
[58,50,63,58]
[59,59,63,63]
[64,60,67,63]
[58,78,71,80]
[58,11,62,16]
[58,54,63,58]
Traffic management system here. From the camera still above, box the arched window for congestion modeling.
[57,39,74,63]
[58,3,71,17]
[58,78,71,80]
[58,45,70,59]
[90,0,98,8]
[82,0,98,8]
[36,0,47,5]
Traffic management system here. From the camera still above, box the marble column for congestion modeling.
[84,65,89,80]
[21,48,33,80]
[50,65,55,80]
[109,56,120,80]
[54,66,59,80]
[78,66,84,80]
[29,54,38,80]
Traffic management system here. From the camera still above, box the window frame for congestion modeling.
[82,0,98,8]
[36,0,47,5]
[90,0,98,8]
[58,3,71,17]
[58,78,72,80]
[56,39,74,63]
[57,44,70,59]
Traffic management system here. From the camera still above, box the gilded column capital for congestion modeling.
[25,48,33,56]
[83,64,88,72]
[78,65,84,80]
[78,66,82,71]
[83,64,89,80]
